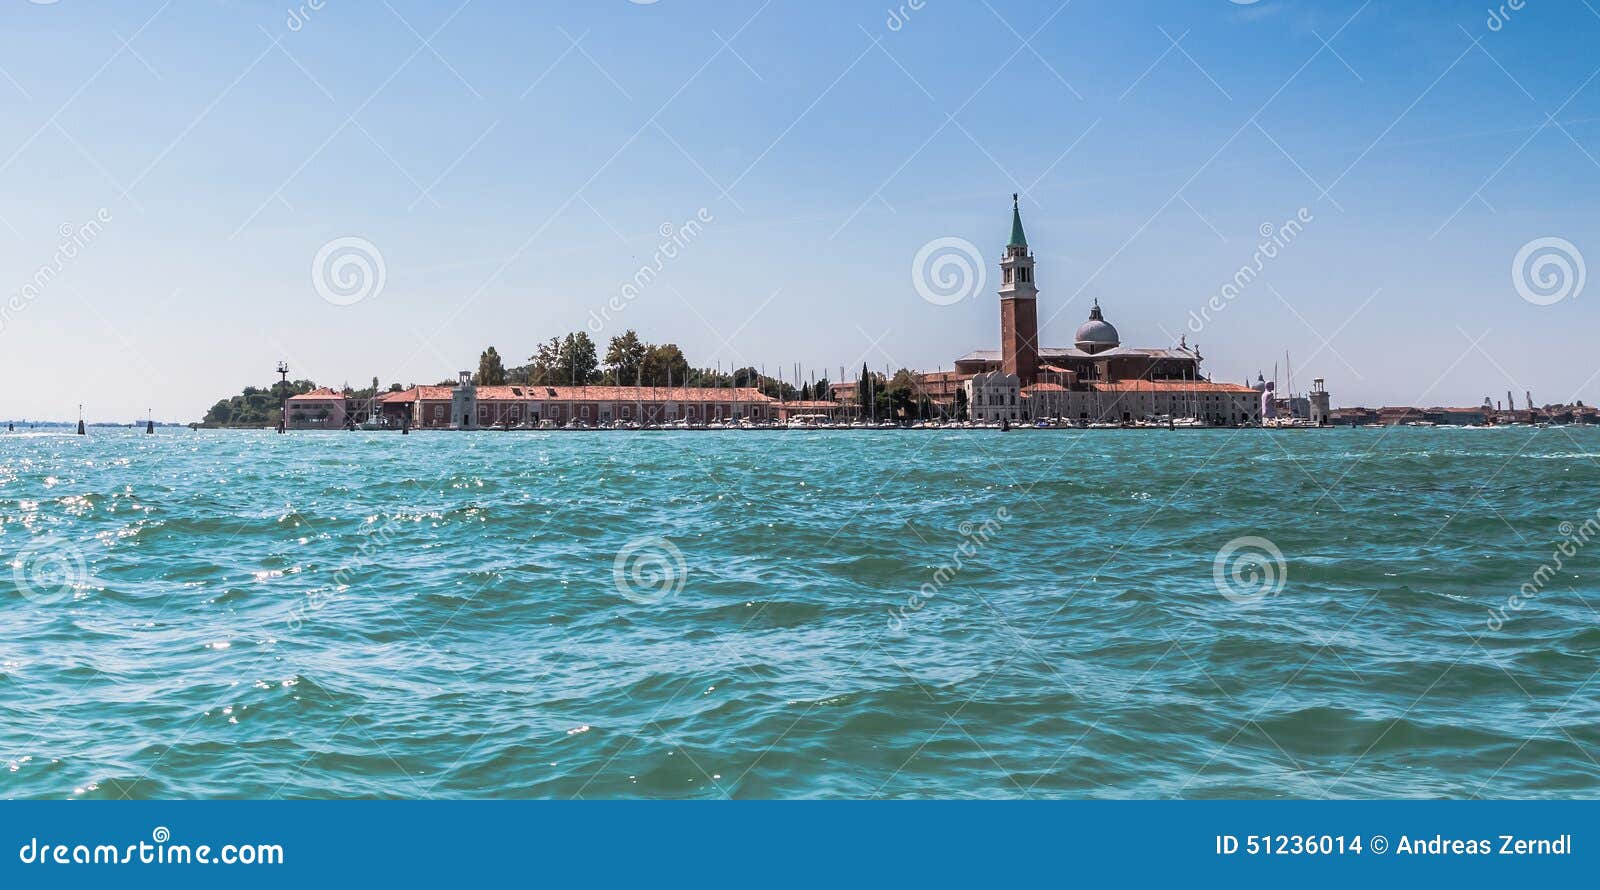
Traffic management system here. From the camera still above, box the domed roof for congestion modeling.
[1074,300,1120,349]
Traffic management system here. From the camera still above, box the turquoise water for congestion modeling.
[2,427,1598,799]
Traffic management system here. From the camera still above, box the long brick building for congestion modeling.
[377,374,784,429]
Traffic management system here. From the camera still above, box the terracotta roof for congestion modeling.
[380,384,774,403]
[286,387,343,402]
[781,400,838,409]
[1090,380,1255,393]
[380,386,453,402]
[1023,383,1068,393]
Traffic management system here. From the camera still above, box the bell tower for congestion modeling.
[998,194,1040,386]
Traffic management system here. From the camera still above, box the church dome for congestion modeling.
[1074,301,1120,352]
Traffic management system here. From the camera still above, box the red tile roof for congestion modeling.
[383,385,775,403]
[380,386,453,402]
[1090,380,1256,393]
[286,387,344,402]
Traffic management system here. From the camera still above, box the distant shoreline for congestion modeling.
[11,422,1595,434]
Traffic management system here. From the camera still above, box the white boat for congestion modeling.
[787,413,830,429]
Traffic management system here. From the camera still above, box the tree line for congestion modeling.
[470,330,832,401]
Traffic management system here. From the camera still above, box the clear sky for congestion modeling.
[2,0,1598,420]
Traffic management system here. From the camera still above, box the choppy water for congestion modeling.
[2,427,1598,799]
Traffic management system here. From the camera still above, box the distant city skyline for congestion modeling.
[2,0,1599,420]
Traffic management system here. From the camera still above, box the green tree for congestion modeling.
[886,369,920,421]
[562,332,601,384]
[857,363,878,421]
[606,330,648,384]
[476,347,507,386]
[641,343,692,387]
[526,337,565,385]
[202,378,317,427]
[524,334,598,385]
[954,387,969,421]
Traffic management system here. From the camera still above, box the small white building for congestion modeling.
[450,371,479,429]
[965,370,1021,422]
[1310,378,1331,425]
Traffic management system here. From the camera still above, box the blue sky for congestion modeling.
[2,0,1598,420]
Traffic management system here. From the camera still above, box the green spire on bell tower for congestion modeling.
[1008,193,1027,248]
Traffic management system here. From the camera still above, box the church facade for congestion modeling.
[957,197,1260,426]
